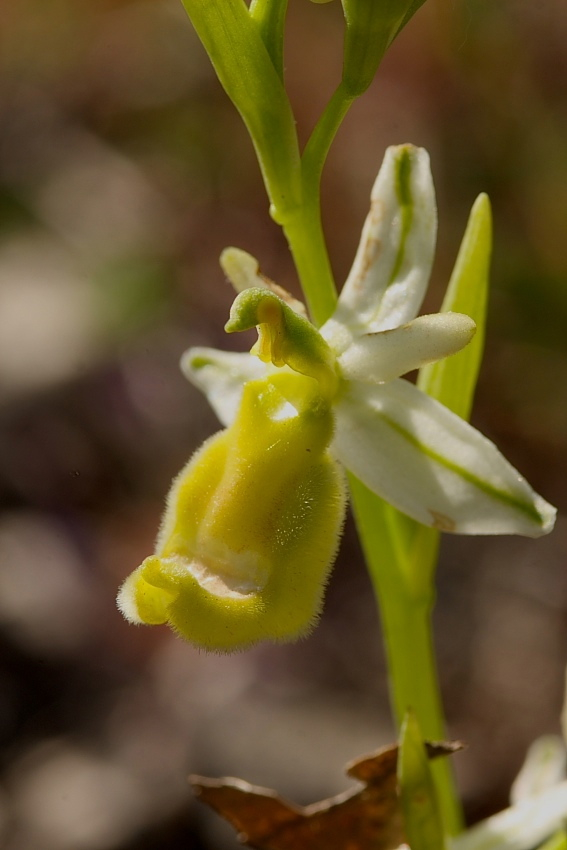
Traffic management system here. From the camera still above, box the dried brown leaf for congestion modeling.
[191,740,462,850]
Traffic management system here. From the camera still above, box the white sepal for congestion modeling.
[180,346,272,427]
[338,312,476,385]
[327,144,437,348]
[332,378,556,536]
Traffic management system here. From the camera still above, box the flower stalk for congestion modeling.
[284,147,464,834]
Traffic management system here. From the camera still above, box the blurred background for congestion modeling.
[0,0,566,847]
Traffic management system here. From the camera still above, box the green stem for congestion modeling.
[281,201,337,326]
[278,83,354,327]
[302,82,354,202]
[181,0,302,221]
[182,0,464,834]
[281,177,463,844]
[279,81,463,835]
[349,477,464,836]
[228,45,464,837]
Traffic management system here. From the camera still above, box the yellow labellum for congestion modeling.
[117,373,346,651]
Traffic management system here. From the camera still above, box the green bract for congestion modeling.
[341,0,428,96]
[398,711,446,850]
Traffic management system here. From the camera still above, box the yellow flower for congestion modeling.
[117,370,345,651]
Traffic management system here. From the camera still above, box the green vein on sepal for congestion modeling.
[388,146,415,286]
[380,413,545,527]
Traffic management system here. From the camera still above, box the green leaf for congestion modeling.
[398,710,447,850]
[180,0,301,218]
[418,193,492,422]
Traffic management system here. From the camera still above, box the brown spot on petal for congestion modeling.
[370,197,385,220]
[356,236,382,288]
[429,510,456,532]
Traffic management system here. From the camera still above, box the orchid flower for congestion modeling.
[185,145,555,538]
[117,145,555,651]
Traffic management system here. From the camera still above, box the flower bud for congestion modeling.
[117,373,346,651]
[341,0,427,96]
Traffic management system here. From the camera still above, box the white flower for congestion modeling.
[182,144,555,538]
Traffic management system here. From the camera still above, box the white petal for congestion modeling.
[333,379,556,537]
[323,145,437,351]
[451,782,567,850]
[180,346,272,427]
[338,313,476,384]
